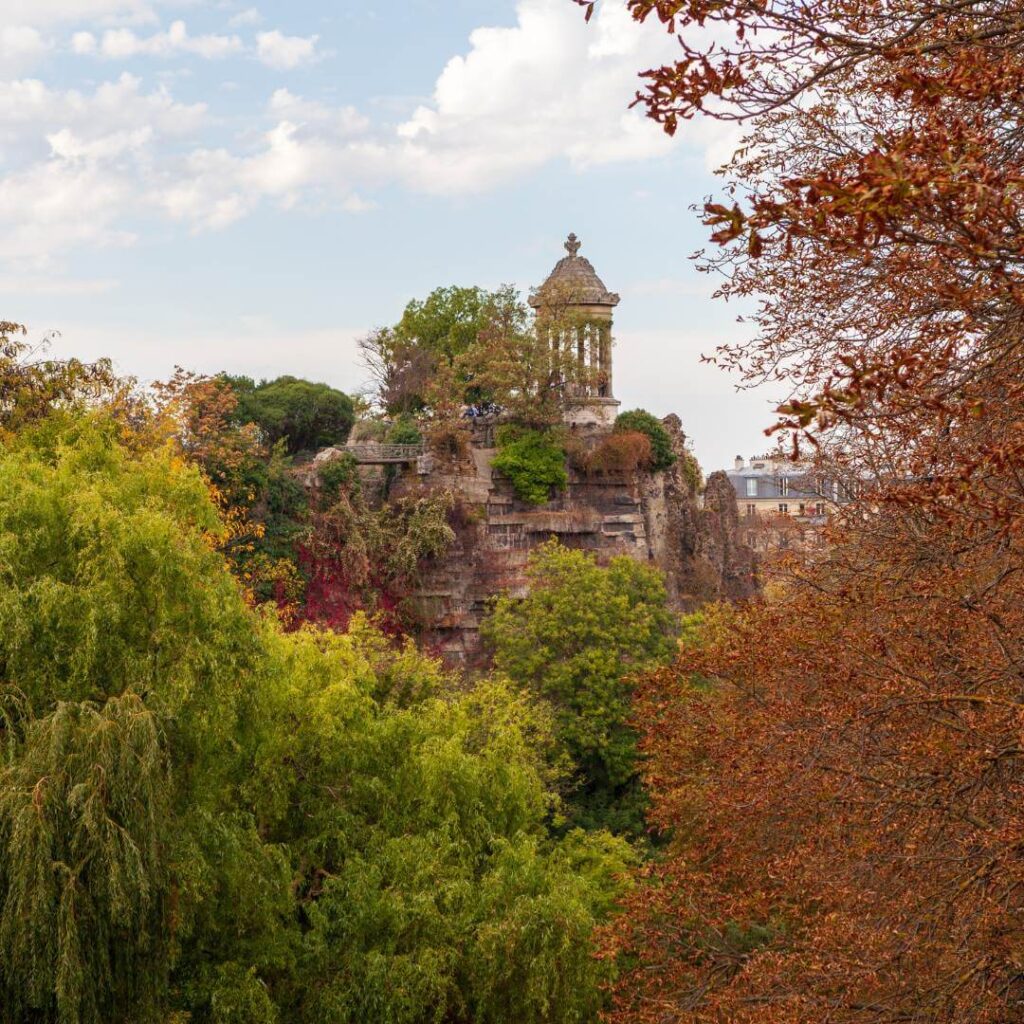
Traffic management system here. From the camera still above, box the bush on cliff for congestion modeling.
[614,409,676,472]
[491,427,568,505]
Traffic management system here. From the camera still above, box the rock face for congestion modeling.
[386,414,758,665]
[635,415,757,609]
[699,470,760,602]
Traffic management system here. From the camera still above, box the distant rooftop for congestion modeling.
[728,453,811,477]
[529,233,620,308]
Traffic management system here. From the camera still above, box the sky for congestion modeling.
[0,0,781,472]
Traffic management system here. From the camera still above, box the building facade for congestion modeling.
[726,453,844,520]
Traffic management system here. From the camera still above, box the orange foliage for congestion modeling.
[578,430,653,475]
[606,504,1024,1022]
[576,1,1024,1021]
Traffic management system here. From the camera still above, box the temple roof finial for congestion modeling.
[530,232,619,309]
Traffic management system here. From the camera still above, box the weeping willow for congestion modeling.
[0,693,171,1024]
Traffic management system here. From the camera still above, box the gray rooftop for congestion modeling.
[529,233,620,308]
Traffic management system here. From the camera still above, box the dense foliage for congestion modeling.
[613,410,675,472]
[226,374,355,454]
[150,373,459,629]
[359,286,510,415]
[362,284,602,426]
[482,542,676,837]
[0,415,630,1024]
[491,428,569,505]
[301,487,456,632]
[578,0,1024,1021]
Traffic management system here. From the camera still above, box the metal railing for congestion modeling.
[345,443,426,464]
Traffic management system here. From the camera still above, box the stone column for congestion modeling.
[576,327,586,396]
[588,323,599,398]
[600,323,612,398]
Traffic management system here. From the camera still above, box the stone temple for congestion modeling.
[381,232,759,664]
[529,233,621,427]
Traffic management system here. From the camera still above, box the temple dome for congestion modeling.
[529,233,620,308]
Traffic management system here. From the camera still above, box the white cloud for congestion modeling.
[71,30,97,54]
[97,20,243,60]
[267,88,368,135]
[0,74,206,270]
[0,0,157,27]
[152,0,691,225]
[0,25,52,71]
[0,73,205,142]
[392,0,680,192]
[228,7,263,28]
[0,0,733,272]
[0,156,136,271]
[152,117,384,229]
[47,124,152,160]
[255,29,318,70]
[342,193,375,214]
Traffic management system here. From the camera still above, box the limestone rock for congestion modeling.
[382,411,758,665]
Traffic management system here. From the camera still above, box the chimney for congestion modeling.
[734,455,744,470]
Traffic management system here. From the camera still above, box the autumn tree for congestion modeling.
[574,1,1024,1021]
[0,321,124,439]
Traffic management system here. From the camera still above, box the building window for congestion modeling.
[745,504,756,517]
[746,478,757,497]
[778,503,789,514]
[815,501,826,515]
[779,477,790,496]
[798,503,806,516]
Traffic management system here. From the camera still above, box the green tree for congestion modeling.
[482,541,677,836]
[359,286,496,415]
[0,415,630,1024]
[226,375,354,454]
[396,285,493,364]
[0,416,292,1024]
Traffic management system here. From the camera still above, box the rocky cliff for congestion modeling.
[382,414,758,665]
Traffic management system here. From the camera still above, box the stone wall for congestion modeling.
[385,414,758,665]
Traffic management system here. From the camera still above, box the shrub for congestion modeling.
[492,428,568,505]
[349,418,389,443]
[679,446,703,491]
[386,415,423,445]
[427,420,471,461]
[614,409,676,471]
[580,430,653,476]
[318,452,360,503]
